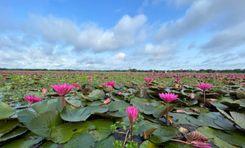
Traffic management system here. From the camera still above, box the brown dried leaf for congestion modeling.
[186,131,208,142]
[179,127,188,134]
[143,128,157,139]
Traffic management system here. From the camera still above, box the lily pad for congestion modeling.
[0,102,14,120]
[230,112,245,130]
[64,133,95,148]
[61,105,108,122]
[88,89,105,101]
[0,120,19,137]
[0,127,28,142]
[150,126,178,144]
[198,127,245,147]
[2,132,43,148]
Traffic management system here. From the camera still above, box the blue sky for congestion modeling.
[0,0,244,70]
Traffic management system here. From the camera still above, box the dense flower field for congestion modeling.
[0,71,244,148]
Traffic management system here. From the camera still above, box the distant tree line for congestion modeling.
[0,68,244,73]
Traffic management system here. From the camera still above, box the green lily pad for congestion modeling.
[32,98,62,113]
[169,113,202,126]
[64,133,95,148]
[140,140,157,148]
[0,102,14,120]
[65,97,82,107]
[150,126,178,144]
[230,112,245,130]
[2,132,43,148]
[18,109,61,138]
[95,136,115,148]
[61,105,108,122]
[0,127,28,142]
[50,119,112,144]
[0,120,19,137]
[131,97,161,115]
[198,127,245,147]
[87,89,105,101]
[198,112,235,130]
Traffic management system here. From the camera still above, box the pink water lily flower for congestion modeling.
[197,83,213,91]
[126,106,139,124]
[41,88,48,96]
[103,81,116,88]
[144,77,154,85]
[24,95,42,104]
[104,98,111,104]
[159,93,178,103]
[51,83,74,96]
[72,83,81,89]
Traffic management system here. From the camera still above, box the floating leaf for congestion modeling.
[64,133,95,148]
[198,112,235,130]
[230,112,245,130]
[18,109,61,138]
[50,119,112,144]
[0,102,14,120]
[87,89,105,101]
[198,127,244,148]
[150,126,178,144]
[0,127,28,142]
[2,132,43,148]
[61,105,108,122]
[140,140,157,148]
[95,136,115,148]
[0,120,19,137]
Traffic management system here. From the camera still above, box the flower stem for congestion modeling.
[123,128,130,147]
[171,139,190,145]
[61,96,66,108]
[130,124,133,141]
[203,90,206,105]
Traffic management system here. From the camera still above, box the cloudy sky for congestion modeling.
[0,0,244,70]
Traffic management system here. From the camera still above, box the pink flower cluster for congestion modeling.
[159,93,178,103]
[103,81,116,88]
[197,83,213,91]
[24,95,42,104]
[52,83,74,96]
[126,106,139,124]
[144,77,154,85]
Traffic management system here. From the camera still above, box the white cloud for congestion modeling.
[169,0,196,7]
[201,21,245,53]
[143,42,176,57]
[115,52,126,61]
[156,0,245,40]
[29,14,147,52]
